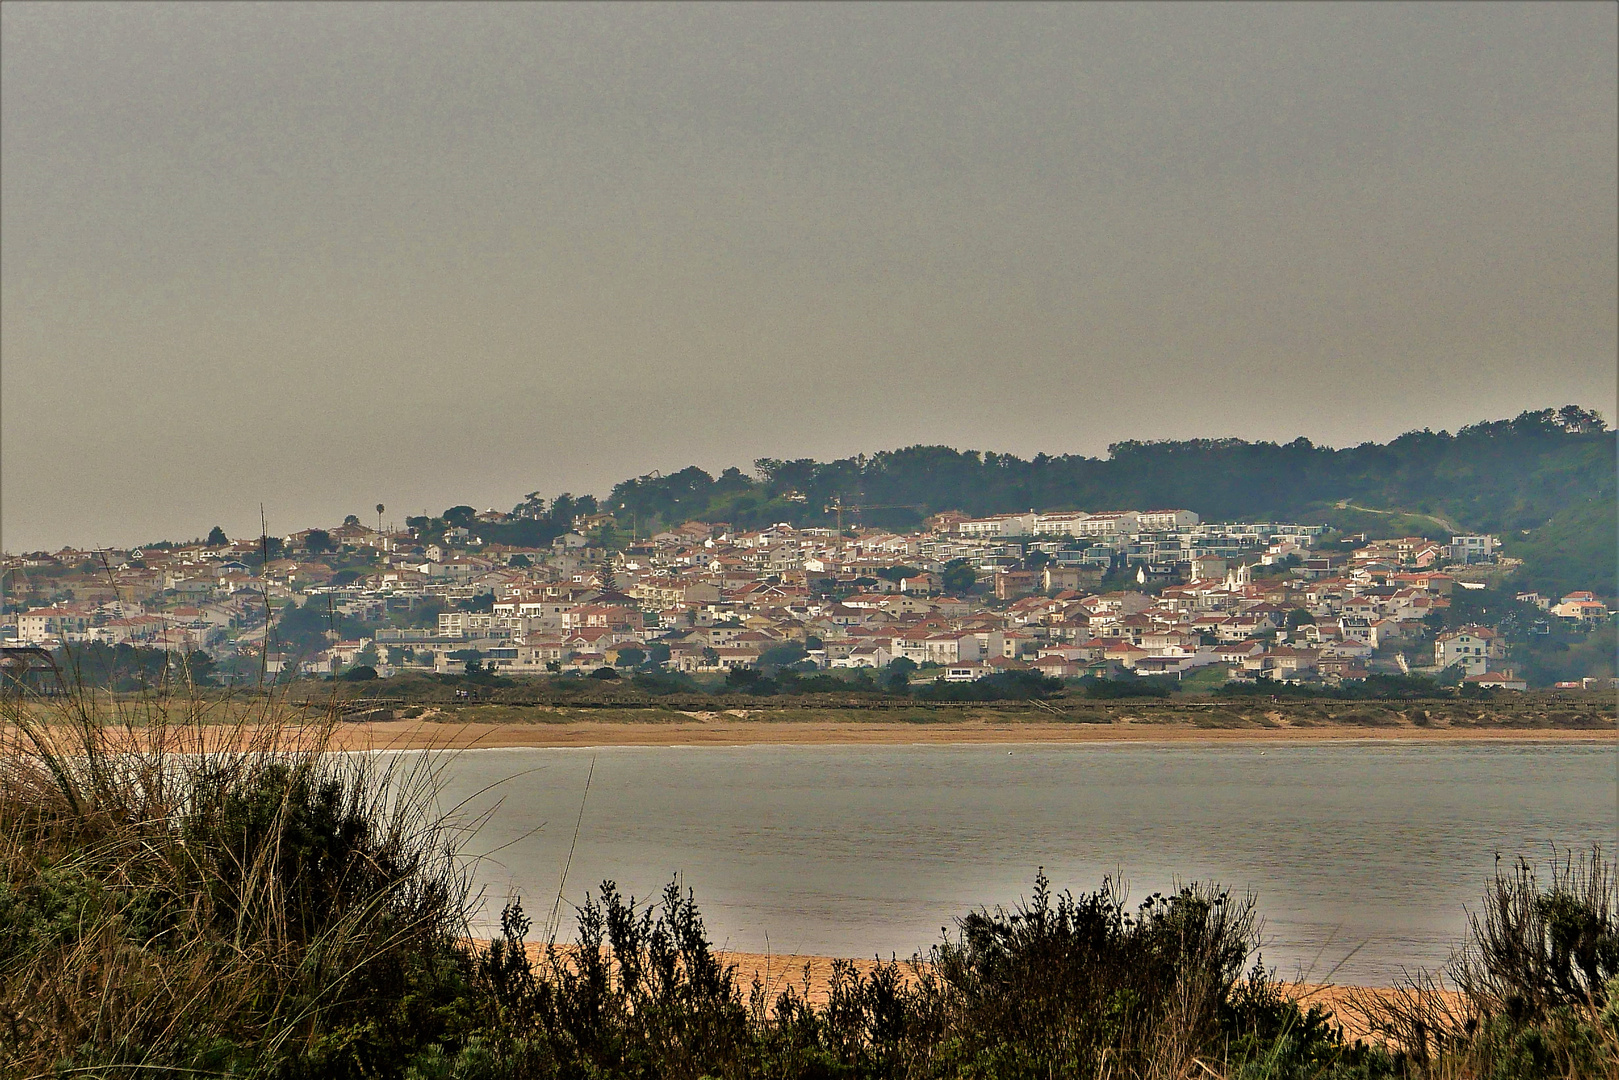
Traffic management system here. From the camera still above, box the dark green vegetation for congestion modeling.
[407,495,605,550]
[1502,498,1619,602]
[716,667,1065,703]
[1429,585,1619,687]
[1215,675,1467,702]
[601,407,1615,595]
[461,875,1376,1080]
[272,591,489,668]
[3,683,1616,1078]
[1355,849,1619,1079]
[56,640,219,691]
[281,664,1619,724]
[1,692,474,1078]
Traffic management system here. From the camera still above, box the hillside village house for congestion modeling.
[7,500,1607,690]
[1447,535,1498,564]
[1434,626,1507,675]
[1551,592,1610,624]
[17,604,95,643]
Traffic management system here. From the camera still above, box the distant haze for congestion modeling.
[3,2,1614,551]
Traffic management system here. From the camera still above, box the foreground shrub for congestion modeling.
[909,872,1373,1079]
[0,682,477,1078]
[454,871,1383,1080]
[8,679,1606,1078]
[1354,846,1619,1078]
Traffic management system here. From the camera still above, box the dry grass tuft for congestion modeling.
[0,670,476,1076]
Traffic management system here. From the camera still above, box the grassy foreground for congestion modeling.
[2,681,1616,1079]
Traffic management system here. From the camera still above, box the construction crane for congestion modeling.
[824,496,927,556]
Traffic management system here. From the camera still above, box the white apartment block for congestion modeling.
[1136,509,1200,530]
[1071,511,1140,536]
[957,513,1039,538]
[1031,512,1091,536]
[16,608,92,644]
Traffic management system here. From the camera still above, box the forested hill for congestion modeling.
[596,407,1615,596]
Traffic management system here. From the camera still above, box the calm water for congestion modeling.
[418,742,1617,985]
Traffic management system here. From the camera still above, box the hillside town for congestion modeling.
[3,505,1613,692]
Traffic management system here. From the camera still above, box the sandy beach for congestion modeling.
[13,703,1609,756]
[322,716,1616,752]
[710,951,1407,1041]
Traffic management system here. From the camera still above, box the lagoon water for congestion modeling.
[426,741,1616,985]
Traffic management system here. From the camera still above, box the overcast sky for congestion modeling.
[3,2,1614,551]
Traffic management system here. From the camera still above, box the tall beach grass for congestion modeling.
[0,670,477,1077]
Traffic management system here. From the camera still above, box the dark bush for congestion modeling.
[1358,846,1619,1078]
[0,702,476,1079]
[914,670,1062,702]
[758,642,809,670]
[775,670,878,695]
[922,872,1260,1074]
[471,881,754,1077]
[459,871,1378,1079]
[1085,677,1173,699]
[725,667,779,695]
[630,670,697,695]
[1456,847,1619,1018]
[1217,675,1448,701]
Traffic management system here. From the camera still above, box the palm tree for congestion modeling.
[376,503,386,534]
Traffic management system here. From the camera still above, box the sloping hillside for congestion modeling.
[601,407,1615,595]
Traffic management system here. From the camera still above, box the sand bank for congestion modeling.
[324,716,1614,752]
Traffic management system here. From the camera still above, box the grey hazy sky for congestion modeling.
[3,2,1615,551]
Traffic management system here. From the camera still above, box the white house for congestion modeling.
[1434,626,1505,675]
[1448,535,1497,564]
[828,644,894,669]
